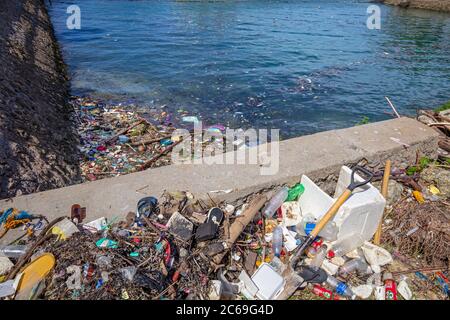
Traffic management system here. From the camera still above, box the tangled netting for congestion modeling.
[383,200,450,267]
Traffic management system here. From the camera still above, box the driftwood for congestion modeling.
[140,138,184,170]
[130,135,172,147]
[438,139,450,153]
[212,194,267,265]
[103,119,145,145]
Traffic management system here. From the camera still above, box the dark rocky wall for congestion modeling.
[0,0,80,199]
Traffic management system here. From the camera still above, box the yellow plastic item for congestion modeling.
[51,226,66,240]
[412,191,425,204]
[429,185,440,195]
[15,253,55,300]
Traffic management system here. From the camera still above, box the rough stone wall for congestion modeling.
[0,0,80,199]
[381,0,450,12]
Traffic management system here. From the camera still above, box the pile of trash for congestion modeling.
[73,97,227,182]
[0,161,448,300]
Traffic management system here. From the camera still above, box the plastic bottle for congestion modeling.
[286,183,305,201]
[296,218,338,242]
[312,285,334,300]
[312,285,345,300]
[339,258,370,276]
[326,275,355,299]
[272,226,283,257]
[383,272,398,300]
[0,245,27,258]
[310,246,327,270]
[263,187,289,218]
[329,233,364,257]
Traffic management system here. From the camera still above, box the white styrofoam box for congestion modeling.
[297,166,385,245]
[333,166,386,242]
[251,263,285,300]
[297,175,334,221]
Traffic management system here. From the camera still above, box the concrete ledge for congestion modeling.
[0,118,439,227]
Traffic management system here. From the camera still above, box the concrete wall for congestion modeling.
[0,117,439,234]
[0,0,80,199]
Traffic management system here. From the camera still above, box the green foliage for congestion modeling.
[406,156,434,176]
[434,101,450,112]
[356,116,370,126]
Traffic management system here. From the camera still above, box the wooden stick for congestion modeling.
[392,266,449,277]
[438,140,450,153]
[129,135,172,147]
[103,119,144,145]
[385,96,401,118]
[428,123,450,127]
[212,194,267,265]
[373,160,391,245]
[140,138,184,170]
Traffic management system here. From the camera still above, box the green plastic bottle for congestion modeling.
[286,183,305,201]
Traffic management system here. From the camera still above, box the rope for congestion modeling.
[0,208,34,239]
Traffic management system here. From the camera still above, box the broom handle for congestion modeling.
[373,160,391,245]
[309,189,352,238]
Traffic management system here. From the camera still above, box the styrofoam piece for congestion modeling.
[353,285,373,299]
[361,242,393,267]
[0,256,14,276]
[281,201,302,227]
[251,263,285,300]
[297,175,334,222]
[398,280,413,300]
[333,166,386,242]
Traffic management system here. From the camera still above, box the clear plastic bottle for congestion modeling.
[329,233,364,257]
[263,187,289,218]
[0,245,27,258]
[272,226,283,258]
[367,272,383,287]
[310,246,327,270]
[326,275,355,299]
[339,258,369,276]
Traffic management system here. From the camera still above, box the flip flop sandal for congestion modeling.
[137,197,158,219]
[207,207,224,226]
[195,207,224,242]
